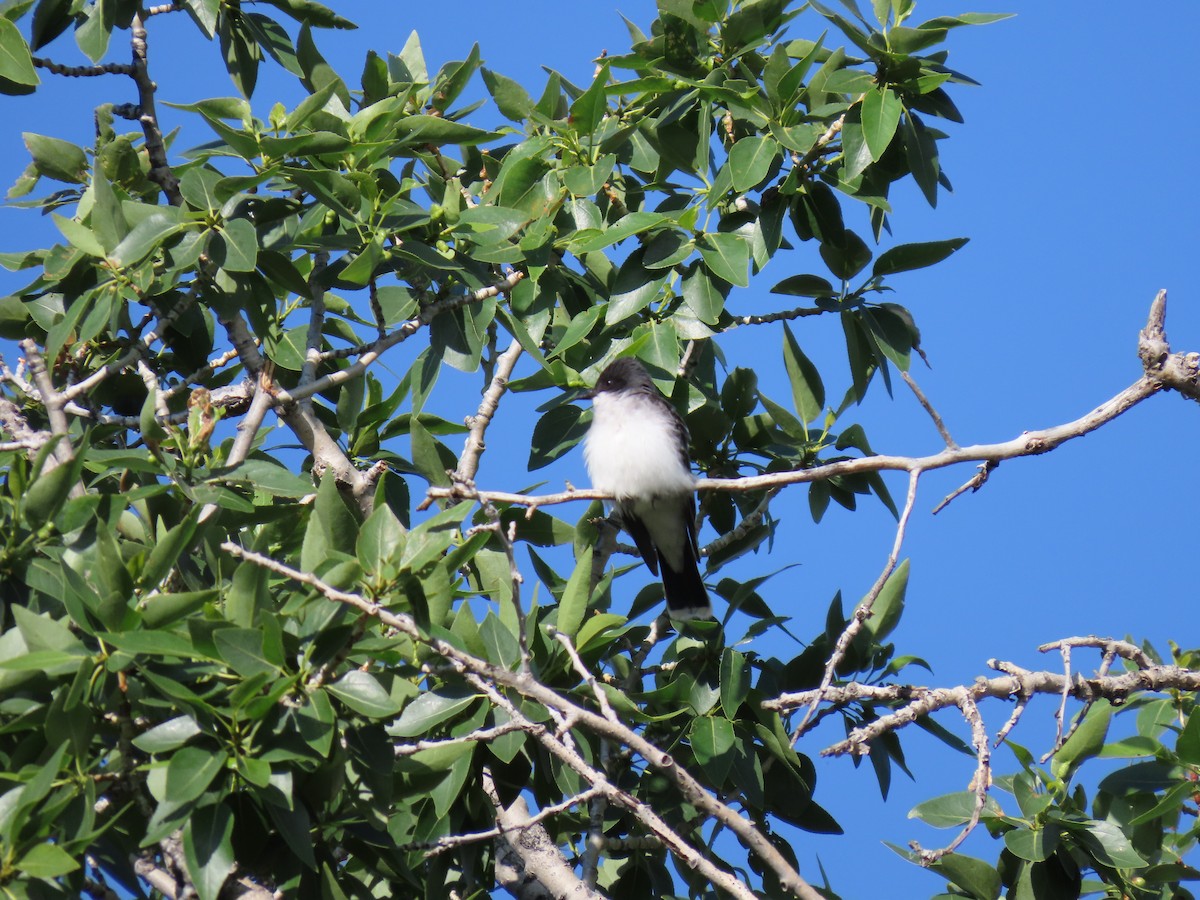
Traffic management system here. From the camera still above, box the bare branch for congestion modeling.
[793,470,920,739]
[901,369,956,449]
[468,674,761,900]
[722,304,829,330]
[32,57,135,76]
[394,720,525,757]
[700,488,778,559]
[275,271,526,407]
[912,693,991,864]
[221,542,822,900]
[765,655,1200,758]
[932,459,998,515]
[129,13,180,204]
[483,769,604,900]
[793,113,846,170]
[456,337,522,482]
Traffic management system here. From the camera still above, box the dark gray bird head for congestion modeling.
[587,357,654,399]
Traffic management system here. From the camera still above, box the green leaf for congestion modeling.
[21,454,77,530]
[391,114,498,147]
[23,132,86,183]
[820,230,871,280]
[689,716,736,783]
[15,843,79,878]
[165,746,228,805]
[216,217,258,272]
[218,459,313,498]
[0,17,39,87]
[1075,819,1147,869]
[529,404,588,471]
[482,67,534,122]
[699,232,749,287]
[569,61,609,136]
[140,510,200,590]
[901,111,940,207]
[357,502,405,574]
[771,273,835,297]
[110,212,188,267]
[1177,710,1200,765]
[605,248,666,326]
[930,852,1002,900]
[908,791,1001,828]
[1052,700,1112,781]
[133,715,202,754]
[782,322,825,424]
[873,237,968,277]
[52,212,105,257]
[556,546,593,638]
[719,649,750,715]
[681,261,726,324]
[325,670,402,718]
[571,211,664,253]
[861,87,903,161]
[864,558,907,641]
[727,135,778,192]
[388,689,475,737]
[1005,826,1060,863]
[183,801,236,900]
[213,628,278,678]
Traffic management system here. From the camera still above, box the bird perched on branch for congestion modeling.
[583,357,711,620]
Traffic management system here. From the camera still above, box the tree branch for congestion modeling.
[431,289,1188,515]
[129,13,180,204]
[221,542,823,900]
[456,337,522,482]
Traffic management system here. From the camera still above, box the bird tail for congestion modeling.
[659,540,711,621]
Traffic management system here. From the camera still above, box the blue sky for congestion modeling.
[3,1,1199,896]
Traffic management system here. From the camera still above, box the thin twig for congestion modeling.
[912,693,991,864]
[456,337,522,482]
[901,370,956,449]
[793,470,920,740]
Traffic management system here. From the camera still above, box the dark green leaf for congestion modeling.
[133,715,202,754]
[782,322,825,423]
[183,801,236,900]
[929,853,1002,900]
[771,273,834,297]
[529,404,588,470]
[864,558,907,641]
[873,238,968,277]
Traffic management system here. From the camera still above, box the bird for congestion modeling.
[582,357,712,620]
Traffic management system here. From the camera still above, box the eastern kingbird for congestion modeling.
[583,358,712,620]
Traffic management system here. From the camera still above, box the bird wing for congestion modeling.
[616,503,660,576]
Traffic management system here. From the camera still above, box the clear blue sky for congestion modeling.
[3,2,1199,896]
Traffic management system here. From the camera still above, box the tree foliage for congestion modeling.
[0,1,1197,898]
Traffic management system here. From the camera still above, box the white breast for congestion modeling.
[584,392,696,499]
